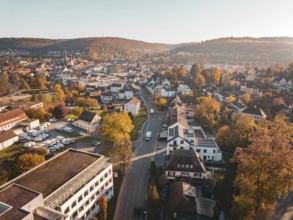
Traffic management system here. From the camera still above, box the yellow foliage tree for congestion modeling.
[52,84,65,101]
[16,153,45,174]
[195,96,220,127]
[99,112,134,143]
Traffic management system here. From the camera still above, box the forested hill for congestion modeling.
[170,37,293,64]
[0,37,170,52]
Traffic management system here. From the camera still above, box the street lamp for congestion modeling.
[144,210,147,220]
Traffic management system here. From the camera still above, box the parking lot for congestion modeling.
[18,119,108,155]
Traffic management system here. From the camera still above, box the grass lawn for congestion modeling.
[93,109,114,117]
[131,109,147,140]
[0,143,22,160]
[65,114,78,120]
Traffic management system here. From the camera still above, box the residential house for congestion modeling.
[240,106,267,122]
[177,84,191,96]
[160,87,177,98]
[0,130,19,151]
[73,110,101,133]
[22,102,44,111]
[231,100,246,112]
[110,83,124,93]
[0,109,27,132]
[0,149,114,220]
[124,97,141,116]
[168,182,216,219]
[165,149,209,180]
[100,92,113,104]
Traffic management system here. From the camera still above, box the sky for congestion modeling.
[1,0,293,44]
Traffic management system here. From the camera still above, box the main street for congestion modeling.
[113,89,162,220]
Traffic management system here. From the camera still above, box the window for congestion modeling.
[71,201,77,208]
[190,165,193,168]
[177,164,180,168]
[203,149,207,153]
[186,165,189,168]
[181,164,185,168]
[84,191,88,197]
[64,207,70,214]
[78,196,83,202]
[196,149,201,153]
[95,181,99,187]
[180,140,184,144]
[90,186,94,191]
[213,150,216,153]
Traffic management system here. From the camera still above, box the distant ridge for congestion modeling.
[1,37,293,64]
[0,37,170,51]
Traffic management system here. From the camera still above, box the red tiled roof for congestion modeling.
[129,97,140,105]
[0,109,27,127]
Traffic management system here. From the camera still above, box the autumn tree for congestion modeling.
[147,185,160,216]
[190,63,202,79]
[227,95,235,103]
[75,97,98,109]
[52,84,65,101]
[0,167,8,185]
[194,73,206,90]
[0,72,9,94]
[99,112,134,143]
[73,106,83,116]
[212,68,222,85]
[111,138,133,172]
[25,107,52,121]
[195,96,221,127]
[98,195,107,220]
[216,114,256,150]
[231,114,293,219]
[154,97,167,110]
[36,74,47,90]
[54,104,68,119]
[242,93,251,105]
[16,153,45,174]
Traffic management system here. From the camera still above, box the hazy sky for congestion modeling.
[1,0,293,44]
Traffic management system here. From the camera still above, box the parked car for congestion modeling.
[92,141,101,146]
[49,118,57,122]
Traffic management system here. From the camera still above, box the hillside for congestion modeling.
[0,37,169,52]
[170,37,293,64]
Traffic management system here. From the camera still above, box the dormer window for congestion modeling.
[186,164,189,168]
[190,165,193,168]
[177,164,180,168]
[181,164,185,168]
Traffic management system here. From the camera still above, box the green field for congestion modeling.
[0,143,22,160]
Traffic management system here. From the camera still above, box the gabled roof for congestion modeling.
[0,109,27,125]
[79,110,100,123]
[166,149,206,173]
[168,104,188,128]
[231,100,246,110]
[0,130,17,143]
[168,182,197,213]
[127,97,141,106]
[242,106,266,116]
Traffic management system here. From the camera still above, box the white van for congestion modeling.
[150,109,154,114]
[145,131,152,141]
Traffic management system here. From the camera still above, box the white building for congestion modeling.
[240,106,267,122]
[0,130,19,151]
[73,110,101,133]
[177,84,191,95]
[0,149,114,220]
[0,109,27,132]
[124,97,141,116]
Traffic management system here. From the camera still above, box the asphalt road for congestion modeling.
[113,89,161,220]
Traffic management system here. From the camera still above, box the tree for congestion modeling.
[99,112,134,143]
[0,167,8,185]
[73,106,83,116]
[216,114,256,150]
[54,104,68,119]
[52,84,65,101]
[194,73,206,89]
[75,97,98,109]
[227,95,235,103]
[16,153,45,174]
[190,63,202,79]
[242,93,251,105]
[0,72,9,94]
[36,74,47,90]
[212,68,222,85]
[98,195,107,220]
[25,107,51,121]
[111,138,133,172]
[159,174,168,186]
[231,114,293,219]
[195,96,221,127]
[154,97,168,111]
[147,185,160,215]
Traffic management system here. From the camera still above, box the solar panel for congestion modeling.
[0,202,11,214]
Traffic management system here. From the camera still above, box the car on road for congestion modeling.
[79,132,86,136]
[49,118,57,122]
[92,141,101,146]
[145,131,152,141]
[150,108,154,114]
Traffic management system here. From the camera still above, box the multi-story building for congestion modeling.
[0,109,27,131]
[0,149,114,220]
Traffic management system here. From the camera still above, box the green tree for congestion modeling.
[98,195,107,220]
[99,112,134,143]
[16,153,45,174]
[232,114,293,219]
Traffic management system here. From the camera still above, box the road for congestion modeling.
[113,89,162,220]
